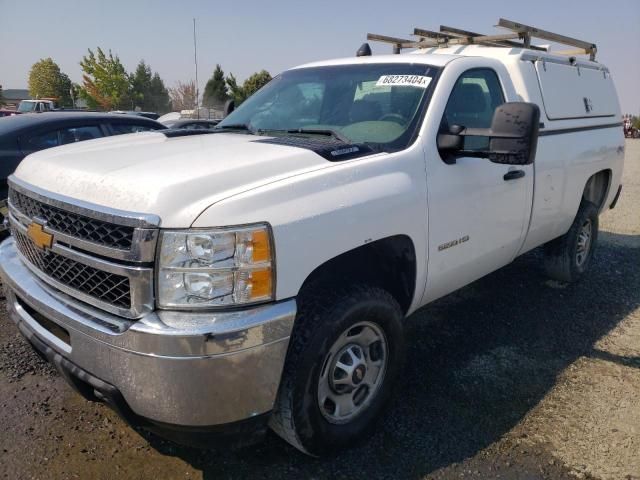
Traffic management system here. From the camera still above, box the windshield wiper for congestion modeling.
[286,128,350,143]
[215,123,255,134]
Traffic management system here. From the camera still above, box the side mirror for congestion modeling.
[437,102,540,165]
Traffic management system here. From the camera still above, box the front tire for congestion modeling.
[270,285,405,456]
[544,200,599,283]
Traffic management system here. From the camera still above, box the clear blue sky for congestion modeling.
[1,0,639,114]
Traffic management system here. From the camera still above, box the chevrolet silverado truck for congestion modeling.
[0,22,625,456]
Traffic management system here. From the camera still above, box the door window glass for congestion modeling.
[441,69,505,151]
[59,125,103,145]
[25,130,59,151]
[111,123,158,134]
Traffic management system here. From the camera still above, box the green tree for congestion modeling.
[148,73,171,113]
[28,58,73,106]
[243,70,272,97]
[202,64,228,108]
[129,61,171,113]
[79,48,131,110]
[225,70,272,106]
[225,73,244,105]
[0,84,4,107]
[129,60,152,109]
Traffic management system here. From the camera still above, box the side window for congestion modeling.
[110,123,157,134]
[59,125,103,145]
[25,130,60,152]
[441,69,505,151]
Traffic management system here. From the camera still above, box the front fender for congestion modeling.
[191,148,429,312]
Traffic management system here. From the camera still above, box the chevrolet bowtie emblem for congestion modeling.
[27,222,53,251]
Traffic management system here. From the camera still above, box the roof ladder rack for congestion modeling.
[497,19,597,61]
[366,18,597,60]
[366,33,414,54]
[438,25,547,51]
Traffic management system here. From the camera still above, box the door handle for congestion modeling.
[503,170,525,181]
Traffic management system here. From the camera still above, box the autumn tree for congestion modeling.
[202,64,228,108]
[79,48,131,110]
[169,80,197,111]
[28,58,73,106]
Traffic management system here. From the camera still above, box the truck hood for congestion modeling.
[14,132,332,227]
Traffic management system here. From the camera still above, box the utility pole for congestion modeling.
[193,17,199,119]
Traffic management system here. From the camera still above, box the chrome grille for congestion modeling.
[6,177,159,318]
[13,228,132,309]
[9,189,134,250]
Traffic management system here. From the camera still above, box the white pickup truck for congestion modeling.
[16,99,57,113]
[0,27,625,455]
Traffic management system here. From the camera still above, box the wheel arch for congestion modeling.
[582,169,612,213]
[297,235,417,316]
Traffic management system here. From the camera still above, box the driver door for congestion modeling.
[423,68,534,303]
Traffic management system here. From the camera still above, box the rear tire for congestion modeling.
[544,201,599,283]
[269,285,405,456]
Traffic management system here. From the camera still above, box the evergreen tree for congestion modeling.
[203,64,228,108]
[129,60,171,113]
[130,60,153,110]
[148,73,171,113]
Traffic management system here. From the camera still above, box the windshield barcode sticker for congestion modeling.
[376,75,432,88]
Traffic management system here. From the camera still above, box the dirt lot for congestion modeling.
[0,141,638,480]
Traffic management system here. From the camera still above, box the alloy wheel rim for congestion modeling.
[576,219,593,267]
[317,321,388,424]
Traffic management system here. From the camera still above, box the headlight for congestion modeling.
[157,224,274,308]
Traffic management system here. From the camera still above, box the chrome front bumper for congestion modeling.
[0,237,296,427]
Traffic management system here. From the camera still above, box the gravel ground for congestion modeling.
[0,140,638,480]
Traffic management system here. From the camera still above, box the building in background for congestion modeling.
[1,89,31,110]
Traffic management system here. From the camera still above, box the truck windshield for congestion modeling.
[218,63,440,152]
[17,102,37,113]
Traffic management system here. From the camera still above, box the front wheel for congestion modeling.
[270,285,405,456]
[544,201,599,283]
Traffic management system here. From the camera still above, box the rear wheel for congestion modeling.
[544,201,599,283]
[270,285,404,456]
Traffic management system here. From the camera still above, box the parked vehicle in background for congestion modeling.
[623,118,639,138]
[16,99,57,113]
[10,99,95,115]
[0,19,625,456]
[0,112,165,234]
[166,119,220,130]
[157,111,182,125]
[158,109,226,127]
[110,110,160,120]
